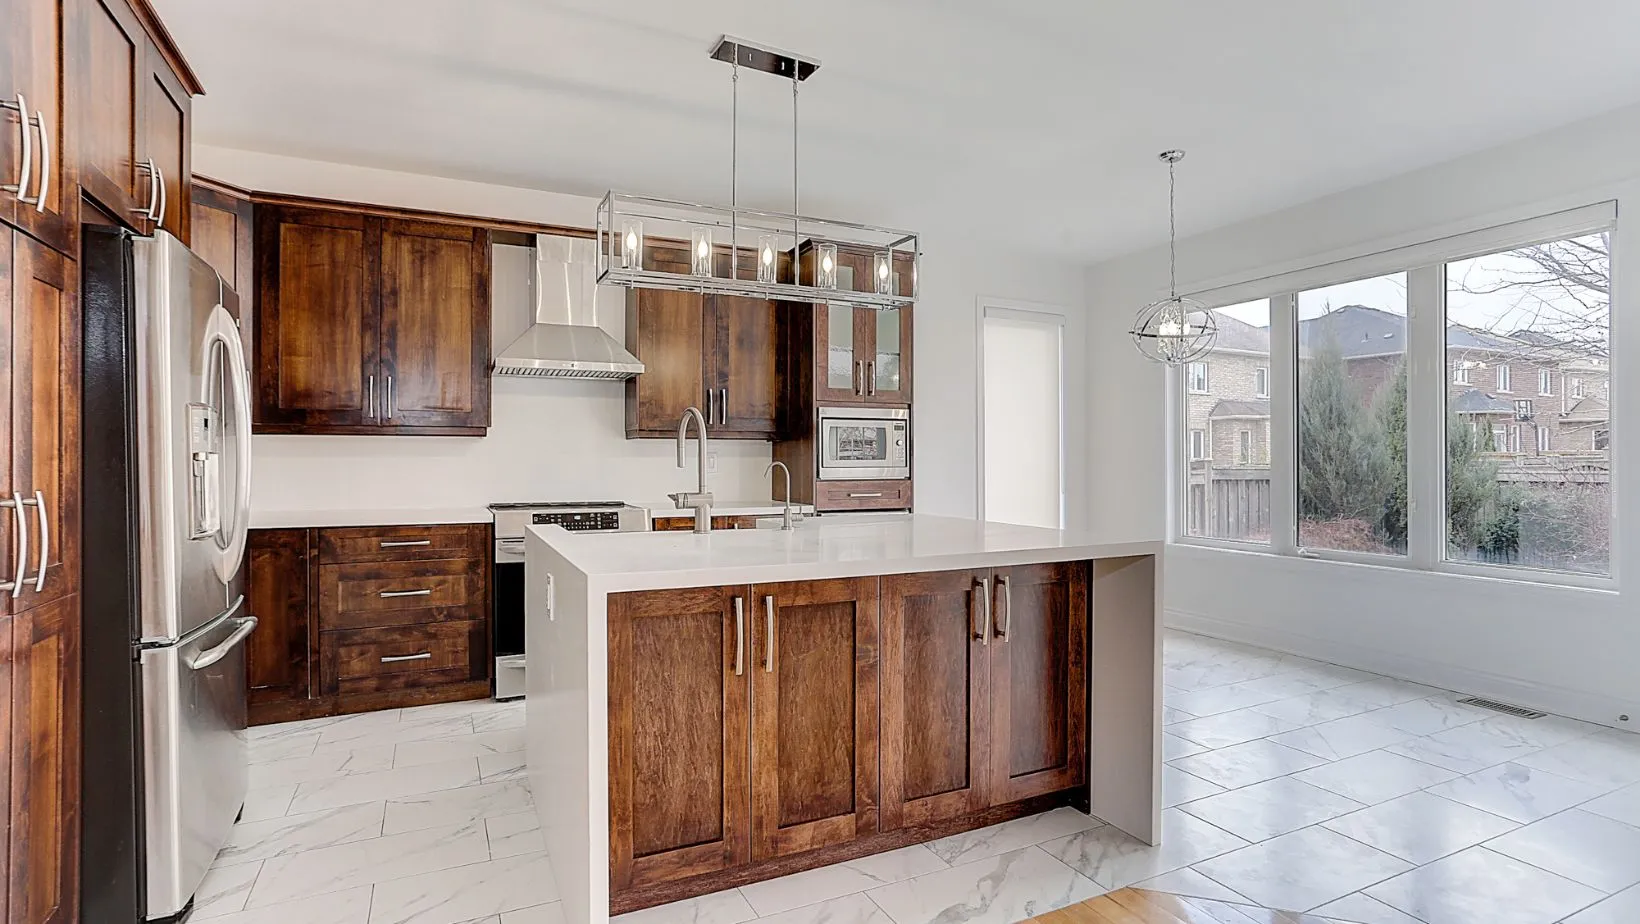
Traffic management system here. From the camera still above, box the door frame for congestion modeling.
[976,299,1067,527]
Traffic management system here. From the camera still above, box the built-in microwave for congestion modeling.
[817,406,910,481]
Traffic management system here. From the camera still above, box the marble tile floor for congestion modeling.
[207,631,1640,924]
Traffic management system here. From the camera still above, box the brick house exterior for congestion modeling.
[1185,304,1610,540]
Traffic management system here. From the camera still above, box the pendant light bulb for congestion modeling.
[757,235,778,283]
[690,228,713,277]
[815,242,838,289]
[620,220,643,270]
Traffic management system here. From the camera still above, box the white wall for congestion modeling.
[196,145,1089,522]
[1085,103,1640,728]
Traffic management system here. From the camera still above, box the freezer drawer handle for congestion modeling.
[381,652,432,663]
[187,616,258,671]
[379,589,432,598]
[379,540,432,548]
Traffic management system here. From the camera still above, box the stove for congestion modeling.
[488,501,651,700]
[489,501,650,540]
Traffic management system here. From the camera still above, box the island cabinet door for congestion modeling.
[879,569,991,830]
[608,586,750,891]
[988,562,1088,804]
[748,577,879,860]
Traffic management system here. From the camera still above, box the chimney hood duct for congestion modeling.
[493,234,645,379]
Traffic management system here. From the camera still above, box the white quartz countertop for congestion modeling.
[530,513,1160,592]
[250,507,492,530]
[632,498,817,519]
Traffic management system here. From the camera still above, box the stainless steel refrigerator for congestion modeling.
[82,227,256,923]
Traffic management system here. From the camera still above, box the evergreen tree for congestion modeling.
[1298,340,1387,529]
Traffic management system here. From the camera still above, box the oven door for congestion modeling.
[818,409,910,480]
[492,538,526,700]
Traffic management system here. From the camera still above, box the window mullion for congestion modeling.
[1407,264,1445,569]
[1270,292,1298,556]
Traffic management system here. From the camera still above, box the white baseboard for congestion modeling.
[1166,608,1638,734]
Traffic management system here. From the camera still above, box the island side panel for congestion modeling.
[1088,554,1162,844]
[527,532,608,924]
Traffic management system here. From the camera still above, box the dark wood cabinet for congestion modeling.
[988,562,1088,802]
[378,219,490,430]
[254,205,491,435]
[247,523,491,725]
[68,0,198,243]
[880,564,1087,829]
[7,594,81,924]
[625,246,778,439]
[137,39,189,241]
[749,577,879,860]
[608,586,750,891]
[246,529,312,710]
[880,569,991,828]
[189,179,254,300]
[3,0,77,255]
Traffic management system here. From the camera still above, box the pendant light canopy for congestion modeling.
[1130,150,1216,365]
[596,36,919,310]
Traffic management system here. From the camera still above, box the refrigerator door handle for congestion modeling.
[204,304,254,583]
[186,616,257,671]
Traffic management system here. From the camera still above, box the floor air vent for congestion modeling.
[1457,697,1546,719]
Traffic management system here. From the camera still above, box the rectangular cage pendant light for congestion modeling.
[594,36,919,310]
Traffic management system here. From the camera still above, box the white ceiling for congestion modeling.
[155,0,1640,263]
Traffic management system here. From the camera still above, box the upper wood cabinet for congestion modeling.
[797,245,913,407]
[254,205,492,435]
[625,245,779,439]
[189,180,254,300]
[1,0,77,255]
[68,0,198,243]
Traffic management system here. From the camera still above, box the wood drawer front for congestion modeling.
[653,515,764,532]
[319,558,485,631]
[321,622,485,696]
[814,480,912,512]
[317,523,487,564]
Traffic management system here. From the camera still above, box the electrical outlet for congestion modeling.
[707,450,719,474]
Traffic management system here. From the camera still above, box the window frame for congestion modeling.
[1172,203,1617,590]
[1536,426,1551,453]
[1496,363,1512,393]
[1454,364,1471,385]
[1187,361,1210,394]
[1237,428,1252,465]
[1255,366,1270,398]
[1539,369,1554,396]
[1188,428,1208,461]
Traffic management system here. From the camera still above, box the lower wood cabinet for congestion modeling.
[245,523,491,724]
[608,565,1087,905]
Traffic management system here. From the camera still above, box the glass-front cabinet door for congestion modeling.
[870,307,910,403]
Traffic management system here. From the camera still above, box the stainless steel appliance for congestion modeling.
[490,502,649,700]
[82,228,256,923]
[817,406,910,481]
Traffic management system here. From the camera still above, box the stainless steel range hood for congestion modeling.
[493,234,644,379]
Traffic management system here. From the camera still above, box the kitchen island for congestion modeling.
[524,514,1163,922]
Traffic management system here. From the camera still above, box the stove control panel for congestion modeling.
[532,510,621,531]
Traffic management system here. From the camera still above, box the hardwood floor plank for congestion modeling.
[1030,891,1363,924]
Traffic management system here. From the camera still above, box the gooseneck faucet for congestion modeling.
[670,406,714,534]
[765,460,800,530]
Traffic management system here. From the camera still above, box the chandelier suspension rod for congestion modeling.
[1168,155,1178,300]
[730,58,739,280]
[793,73,800,268]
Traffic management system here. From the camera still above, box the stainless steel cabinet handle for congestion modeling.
[732,596,745,676]
[135,159,158,218]
[854,360,863,395]
[867,360,876,396]
[188,615,258,670]
[379,589,432,598]
[848,492,884,498]
[975,576,992,646]
[0,494,26,595]
[366,374,375,420]
[0,93,32,203]
[154,163,167,226]
[30,110,47,211]
[379,539,431,548]
[706,387,715,428]
[763,594,776,673]
[719,388,728,426]
[994,574,1011,639]
[386,375,395,419]
[22,491,46,592]
[380,652,432,663]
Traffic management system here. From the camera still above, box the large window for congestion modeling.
[1181,300,1272,544]
[1444,232,1611,575]
[1297,273,1409,556]
[1176,207,1615,584]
